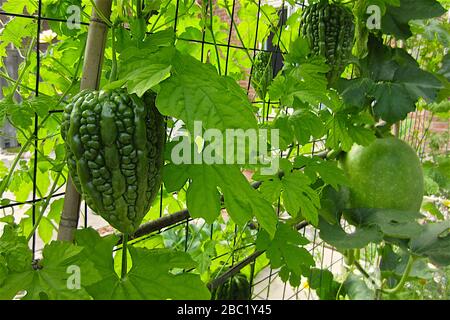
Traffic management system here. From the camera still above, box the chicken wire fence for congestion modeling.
[0,0,447,300]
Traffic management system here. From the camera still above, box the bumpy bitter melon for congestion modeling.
[61,89,165,234]
[251,51,273,100]
[300,0,355,82]
[211,272,252,300]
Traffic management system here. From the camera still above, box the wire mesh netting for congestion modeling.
[0,0,448,300]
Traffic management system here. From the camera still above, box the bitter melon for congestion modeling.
[61,89,165,234]
[211,272,252,300]
[300,0,355,82]
[251,51,273,100]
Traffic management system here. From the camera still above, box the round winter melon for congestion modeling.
[343,137,424,212]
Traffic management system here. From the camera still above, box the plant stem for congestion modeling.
[223,0,254,64]
[148,0,172,33]
[89,0,113,27]
[353,259,378,287]
[0,70,45,94]
[110,23,118,83]
[0,45,84,202]
[9,37,36,102]
[250,0,288,53]
[383,255,416,295]
[0,113,51,198]
[26,170,64,241]
[121,233,129,279]
[136,0,142,17]
[208,0,222,75]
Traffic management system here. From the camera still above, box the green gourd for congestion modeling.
[61,89,165,234]
[300,0,355,82]
[211,272,252,300]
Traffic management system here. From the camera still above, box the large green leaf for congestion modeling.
[186,165,222,223]
[75,228,210,300]
[438,53,450,81]
[289,110,325,145]
[256,223,313,287]
[99,247,210,300]
[410,220,450,267]
[157,51,257,132]
[280,171,321,226]
[0,17,36,61]
[318,218,383,250]
[325,112,376,152]
[294,156,348,190]
[340,37,443,123]
[163,163,277,237]
[346,208,423,239]
[381,0,446,39]
[307,268,343,300]
[344,274,376,300]
[0,225,32,274]
[0,241,92,300]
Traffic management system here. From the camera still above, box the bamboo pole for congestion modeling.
[57,0,113,242]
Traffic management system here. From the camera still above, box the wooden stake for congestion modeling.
[57,0,113,242]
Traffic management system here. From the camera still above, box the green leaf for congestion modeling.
[163,163,190,192]
[269,42,330,107]
[0,225,32,274]
[346,208,423,239]
[216,165,277,236]
[307,268,343,300]
[438,53,450,81]
[272,114,295,150]
[259,178,282,204]
[281,171,321,226]
[256,223,313,287]
[7,103,35,131]
[37,217,55,244]
[166,161,277,236]
[0,17,36,61]
[394,67,442,102]
[289,110,325,145]
[380,245,434,280]
[337,78,376,110]
[116,45,176,97]
[344,274,376,300]
[346,37,443,123]
[382,0,446,39]
[75,228,209,300]
[317,185,349,225]
[42,0,83,36]
[421,201,444,221]
[23,96,60,118]
[371,82,417,123]
[318,218,383,250]
[325,113,376,152]
[186,165,221,223]
[0,241,91,300]
[410,220,450,267]
[47,198,65,222]
[294,156,348,190]
[2,0,36,14]
[157,51,257,131]
[120,63,172,97]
